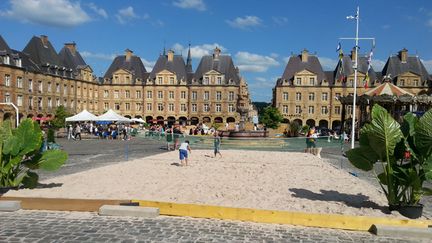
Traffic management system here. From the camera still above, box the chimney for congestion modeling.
[64,42,76,55]
[301,49,309,62]
[125,49,133,61]
[399,48,408,63]
[350,47,357,62]
[167,49,174,62]
[213,47,221,59]
[40,35,49,46]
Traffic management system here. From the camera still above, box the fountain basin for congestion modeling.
[218,130,268,138]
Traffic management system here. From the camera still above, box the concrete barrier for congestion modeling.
[370,224,432,239]
[0,200,21,212]
[99,205,159,218]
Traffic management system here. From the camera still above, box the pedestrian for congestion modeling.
[75,123,82,140]
[179,140,191,166]
[213,131,222,158]
[67,124,74,140]
[305,127,317,150]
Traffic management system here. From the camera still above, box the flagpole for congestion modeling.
[351,6,359,149]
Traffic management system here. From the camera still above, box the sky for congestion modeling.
[1,0,432,102]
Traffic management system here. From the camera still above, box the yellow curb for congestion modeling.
[132,199,432,231]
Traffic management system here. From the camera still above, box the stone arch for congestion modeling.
[282,118,290,124]
[203,117,211,123]
[306,119,316,128]
[3,112,12,121]
[332,120,341,131]
[190,117,199,125]
[124,115,132,119]
[214,117,223,123]
[156,116,164,125]
[135,115,142,119]
[19,113,24,123]
[167,116,176,126]
[145,116,153,123]
[226,117,235,123]
[318,120,329,128]
[293,119,303,126]
[178,116,187,126]
[27,114,34,118]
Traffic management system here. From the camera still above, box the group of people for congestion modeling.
[67,122,133,141]
[177,130,222,167]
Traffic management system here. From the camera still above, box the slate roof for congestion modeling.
[22,36,63,67]
[193,55,240,85]
[382,54,430,82]
[324,71,334,84]
[0,35,20,65]
[58,45,88,72]
[148,54,188,81]
[333,54,377,85]
[277,54,326,86]
[12,49,40,72]
[103,55,148,83]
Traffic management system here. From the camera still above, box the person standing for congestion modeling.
[67,124,74,140]
[179,140,191,166]
[75,123,82,140]
[213,131,222,158]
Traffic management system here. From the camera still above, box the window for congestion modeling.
[64,85,67,95]
[38,81,43,92]
[157,103,163,111]
[56,98,60,107]
[147,91,152,99]
[228,104,234,112]
[169,77,174,84]
[29,79,33,92]
[181,104,187,112]
[322,93,328,101]
[283,92,289,101]
[413,79,419,87]
[4,75,11,86]
[399,79,405,86]
[48,97,52,108]
[3,55,10,65]
[147,103,152,111]
[229,91,235,101]
[169,91,174,99]
[309,92,315,101]
[115,103,120,110]
[56,83,60,93]
[38,97,43,109]
[192,104,197,112]
[321,106,328,115]
[158,77,163,84]
[16,58,22,67]
[169,103,174,111]
[17,95,23,106]
[64,99,67,108]
[347,79,354,87]
[5,93,10,102]
[335,106,341,115]
[28,97,33,109]
[192,91,197,100]
[114,90,119,99]
[308,106,314,114]
[104,90,109,98]
[216,91,222,101]
[283,105,288,114]
[203,77,209,85]
[17,77,23,88]
[204,91,209,101]
[216,104,222,112]
[204,104,210,112]
[125,90,130,98]
[136,103,142,111]
[296,92,302,101]
[347,105,353,115]
[295,105,301,114]
[181,91,186,99]
[158,91,163,99]
[309,77,315,85]
[77,86,81,95]
[217,76,222,85]
[125,103,130,110]
[114,76,119,83]
[104,102,109,110]
[296,77,301,85]
[47,82,52,92]
[136,90,141,99]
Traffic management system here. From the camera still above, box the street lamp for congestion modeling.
[0,102,19,127]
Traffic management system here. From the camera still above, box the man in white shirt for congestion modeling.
[179,140,191,166]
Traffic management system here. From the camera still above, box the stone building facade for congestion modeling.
[0,35,252,126]
[273,49,431,130]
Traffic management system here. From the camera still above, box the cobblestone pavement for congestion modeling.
[0,210,427,243]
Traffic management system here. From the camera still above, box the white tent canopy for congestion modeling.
[65,109,98,122]
[96,109,131,122]
[131,118,145,123]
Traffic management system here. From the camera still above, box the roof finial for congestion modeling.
[163,40,166,56]
[186,42,193,73]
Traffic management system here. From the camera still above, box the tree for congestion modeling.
[260,106,283,129]
[51,105,70,130]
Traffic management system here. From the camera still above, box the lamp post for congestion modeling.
[339,6,375,149]
[0,102,19,127]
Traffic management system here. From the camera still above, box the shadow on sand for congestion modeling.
[36,182,63,189]
[289,188,390,214]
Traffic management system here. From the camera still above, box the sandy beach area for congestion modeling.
[5,150,398,218]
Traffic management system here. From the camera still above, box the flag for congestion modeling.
[363,49,373,89]
[336,42,341,52]
[338,46,345,82]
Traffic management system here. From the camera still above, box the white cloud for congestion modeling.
[249,77,277,88]
[427,19,432,27]
[318,57,338,71]
[141,58,156,70]
[226,16,262,30]
[272,16,288,26]
[235,51,279,72]
[381,24,391,29]
[371,59,386,71]
[87,2,108,19]
[421,59,432,73]
[116,6,139,24]
[172,43,227,59]
[0,0,91,27]
[172,0,206,11]
[81,51,116,61]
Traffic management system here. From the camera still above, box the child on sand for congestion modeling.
[179,140,191,166]
[213,131,222,158]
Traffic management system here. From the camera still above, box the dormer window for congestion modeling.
[413,79,419,87]
[3,55,10,65]
[169,77,174,84]
[158,77,163,84]
[399,79,405,86]
[309,77,315,85]
[217,76,222,85]
[16,58,21,67]
[203,76,209,85]
[114,76,119,83]
[296,77,301,85]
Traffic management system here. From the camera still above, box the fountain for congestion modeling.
[218,107,268,138]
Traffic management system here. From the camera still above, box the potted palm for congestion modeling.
[346,104,432,218]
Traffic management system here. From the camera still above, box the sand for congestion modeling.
[5,150,398,218]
